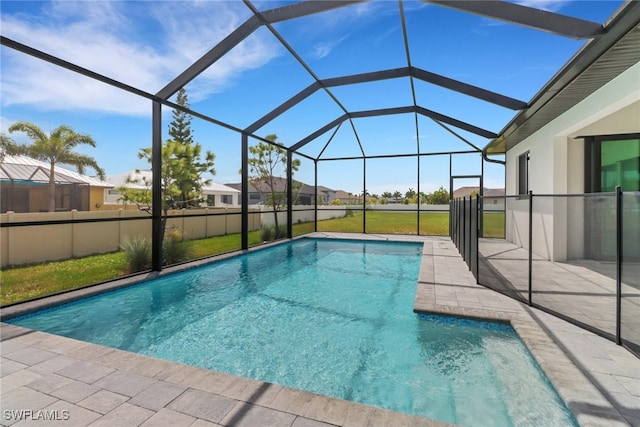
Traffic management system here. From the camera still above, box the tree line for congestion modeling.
[333,186,450,205]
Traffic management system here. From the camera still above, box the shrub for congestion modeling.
[163,229,193,266]
[275,225,287,239]
[345,208,354,217]
[260,224,288,241]
[260,225,274,241]
[122,236,151,273]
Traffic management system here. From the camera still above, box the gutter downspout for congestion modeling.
[482,147,506,165]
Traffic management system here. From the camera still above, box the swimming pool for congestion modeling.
[9,238,576,426]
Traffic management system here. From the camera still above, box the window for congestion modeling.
[207,195,215,206]
[249,193,261,200]
[221,195,232,204]
[585,134,640,192]
[518,151,529,195]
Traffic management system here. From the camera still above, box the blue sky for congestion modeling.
[0,0,624,196]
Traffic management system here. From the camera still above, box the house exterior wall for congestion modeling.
[505,61,640,261]
[89,187,106,210]
[29,186,49,212]
[1,184,104,212]
[103,188,240,207]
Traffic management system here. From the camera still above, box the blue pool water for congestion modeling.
[10,238,576,426]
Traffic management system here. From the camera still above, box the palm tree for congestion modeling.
[0,133,21,163]
[8,121,105,212]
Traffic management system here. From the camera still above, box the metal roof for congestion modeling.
[0,154,113,187]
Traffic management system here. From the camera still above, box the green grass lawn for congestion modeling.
[318,211,450,235]
[1,252,128,306]
[318,211,504,237]
[482,211,506,238]
[1,210,504,305]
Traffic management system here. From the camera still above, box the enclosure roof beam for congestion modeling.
[245,66,526,134]
[156,0,367,100]
[318,149,481,162]
[156,16,261,100]
[349,106,414,119]
[430,119,482,151]
[424,0,604,40]
[322,67,410,88]
[411,68,528,110]
[317,122,343,159]
[1,36,156,101]
[291,106,497,152]
[244,68,410,134]
[350,106,498,139]
[261,0,368,23]
[245,83,322,134]
[290,116,348,152]
[415,106,498,139]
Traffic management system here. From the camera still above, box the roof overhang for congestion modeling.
[484,0,640,155]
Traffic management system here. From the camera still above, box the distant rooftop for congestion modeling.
[0,154,113,187]
[104,169,240,194]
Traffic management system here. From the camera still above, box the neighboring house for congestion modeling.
[483,14,639,262]
[0,154,113,213]
[316,186,336,205]
[225,177,322,206]
[104,170,240,207]
[333,190,360,204]
[453,187,505,207]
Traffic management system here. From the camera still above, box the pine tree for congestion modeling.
[165,88,215,207]
[168,88,194,145]
[123,88,216,246]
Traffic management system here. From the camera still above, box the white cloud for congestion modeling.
[311,36,348,60]
[0,0,281,116]
[2,51,155,116]
[278,1,387,61]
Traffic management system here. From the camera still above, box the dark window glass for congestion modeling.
[518,151,529,195]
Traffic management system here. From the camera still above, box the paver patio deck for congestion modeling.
[1,233,638,426]
[477,238,640,340]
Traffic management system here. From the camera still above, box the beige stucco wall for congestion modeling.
[0,208,263,267]
[505,61,640,261]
